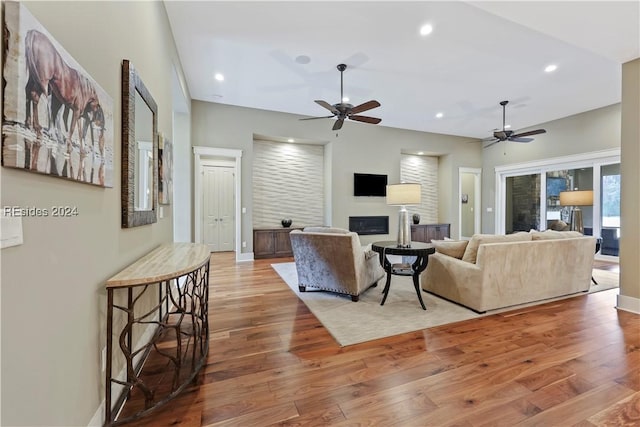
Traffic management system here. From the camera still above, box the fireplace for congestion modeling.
[349,216,389,235]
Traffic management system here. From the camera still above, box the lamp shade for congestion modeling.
[559,190,593,206]
[386,183,421,205]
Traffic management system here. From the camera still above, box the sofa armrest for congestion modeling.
[422,253,484,310]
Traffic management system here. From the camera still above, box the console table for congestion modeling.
[104,243,210,426]
[253,227,303,259]
[371,241,436,310]
[411,223,450,243]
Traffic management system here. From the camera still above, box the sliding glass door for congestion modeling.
[600,163,620,256]
[505,174,540,233]
[545,168,593,231]
[495,150,620,259]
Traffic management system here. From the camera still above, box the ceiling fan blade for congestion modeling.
[349,115,381,124]
[315,100,339,114]
[509,137,534,143]
[299,115,335,121]
[511,129,546,138]
[332,118,345,131]
[349,100,380,115]
[483,140,500,149]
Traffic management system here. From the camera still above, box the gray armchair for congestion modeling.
[289,227,385,301]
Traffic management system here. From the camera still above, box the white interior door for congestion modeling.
[203,165,235,252]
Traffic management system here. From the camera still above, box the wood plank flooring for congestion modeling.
[120,253,639,426]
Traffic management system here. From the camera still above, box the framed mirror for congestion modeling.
[121,59,158,227]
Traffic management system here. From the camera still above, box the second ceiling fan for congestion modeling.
[300,63,381,131]
[483,100,546,148]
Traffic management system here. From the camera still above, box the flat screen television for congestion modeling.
[354,173,387,197]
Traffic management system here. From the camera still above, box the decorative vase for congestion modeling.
[281,219,292,228]
[412,213,420,225]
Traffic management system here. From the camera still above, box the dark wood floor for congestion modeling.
[593,259,620,273]
[121,253,638,426]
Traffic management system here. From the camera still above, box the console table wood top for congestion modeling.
[106,242,211,288]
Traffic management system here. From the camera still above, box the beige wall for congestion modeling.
[173,112,192,242]
[0,2,186,425]
[620,58,640,304]
[191,101,482,249]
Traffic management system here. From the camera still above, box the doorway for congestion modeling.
[458,168,481,239]
[193,146,243,260]
[202,165,235,252]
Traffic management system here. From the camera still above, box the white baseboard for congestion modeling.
[87,400,104,426]
[616,294,640,314]
[237,252,254,262]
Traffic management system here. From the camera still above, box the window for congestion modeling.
[495,150,620,258]
[506,174,540,233]
[600,164,620,256]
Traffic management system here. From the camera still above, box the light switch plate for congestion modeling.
[1,215,24,248]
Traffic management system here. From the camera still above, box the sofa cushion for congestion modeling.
[462,232,532,264]
[432,240,468,259]
[531,230,584,240]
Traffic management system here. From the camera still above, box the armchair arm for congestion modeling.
[353,245,385,291]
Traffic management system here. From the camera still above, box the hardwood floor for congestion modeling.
[120,253,638,426]
[593,259,620,273]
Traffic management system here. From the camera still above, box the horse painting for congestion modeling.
[2,2,113,187]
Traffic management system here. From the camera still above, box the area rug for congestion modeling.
[271,262,619,346]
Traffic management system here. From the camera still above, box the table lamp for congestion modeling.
[386,183,421,247]
[559,190,593,233]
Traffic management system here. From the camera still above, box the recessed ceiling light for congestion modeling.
[419,24,433,36]
[544,64,557,73]
[214,73,224,81]
[295,55,311,64]
[342,97,349,103]
[287,138,294,143]
[435,112,443,119]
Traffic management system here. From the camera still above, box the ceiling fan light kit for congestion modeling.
[300,63,381,131]
[483,100,547,149]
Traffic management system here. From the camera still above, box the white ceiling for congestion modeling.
[164,1,640,139]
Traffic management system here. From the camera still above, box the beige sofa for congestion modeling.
[421,231,597,312]
[289,227,385,301]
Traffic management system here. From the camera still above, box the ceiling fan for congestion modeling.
[483,100,546,148]
[300,63,381,131]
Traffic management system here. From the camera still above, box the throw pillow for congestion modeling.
[461,232,532,264]
[531,230,584,240]
[548,220,570,231]
[365,250,378,260]
[432,240,468,259]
